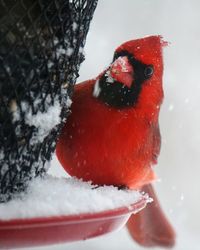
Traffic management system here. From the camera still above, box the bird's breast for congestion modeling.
[57,82,156,187]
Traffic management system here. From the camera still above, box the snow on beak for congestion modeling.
[110,56,133,88]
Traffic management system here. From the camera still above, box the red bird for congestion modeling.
[56,36,175,247]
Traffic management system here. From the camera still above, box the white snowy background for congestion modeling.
[28,0,200,249]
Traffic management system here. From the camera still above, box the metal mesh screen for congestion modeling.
[0,0,98,202]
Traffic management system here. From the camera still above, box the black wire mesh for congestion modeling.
[0,0,98,202]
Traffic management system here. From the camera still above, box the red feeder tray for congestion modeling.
[0,197,147,249]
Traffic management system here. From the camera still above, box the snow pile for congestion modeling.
[12,97,66,144]
[0,175,145,220]
[24,100,62,143]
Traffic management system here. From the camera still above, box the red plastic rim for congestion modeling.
[0,197,147,249]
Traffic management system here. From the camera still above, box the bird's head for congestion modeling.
[93,36,167,111]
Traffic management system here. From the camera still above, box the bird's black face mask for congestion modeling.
[93,50,154,109]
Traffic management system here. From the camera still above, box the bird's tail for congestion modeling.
[126,184,176,248]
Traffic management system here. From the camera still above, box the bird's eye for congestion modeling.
[144,65,154,79]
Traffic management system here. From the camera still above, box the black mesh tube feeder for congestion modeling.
[0,0,98,202]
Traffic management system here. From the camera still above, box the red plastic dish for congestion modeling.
[0,197,147,249]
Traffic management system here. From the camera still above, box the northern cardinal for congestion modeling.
[56,36,175,247]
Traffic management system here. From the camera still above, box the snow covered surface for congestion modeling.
[0,175,144,220]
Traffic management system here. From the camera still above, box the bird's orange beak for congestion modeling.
[110,56,133,88]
